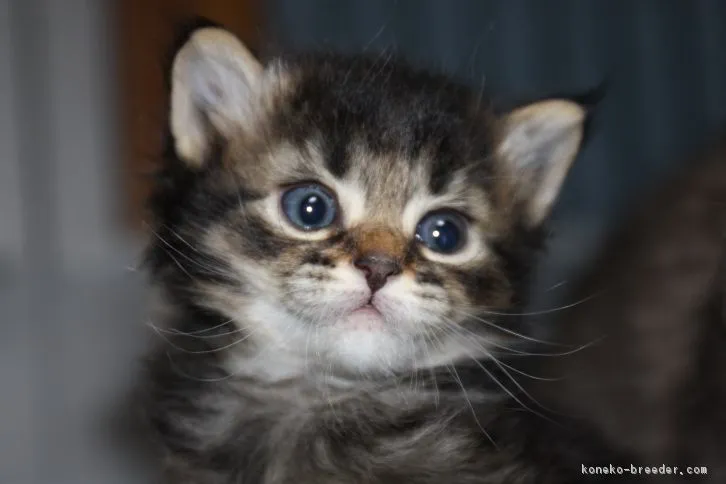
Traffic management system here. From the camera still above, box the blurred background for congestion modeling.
[1,1,725,482]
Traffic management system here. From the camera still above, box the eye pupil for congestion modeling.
[299,194,326,225]
[430,220,458,252]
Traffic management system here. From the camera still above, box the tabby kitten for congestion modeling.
[143,25,590,484]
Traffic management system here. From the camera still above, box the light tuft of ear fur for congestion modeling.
[170,27,263,167]
[497,99,585,226]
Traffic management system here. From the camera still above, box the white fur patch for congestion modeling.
[329,178,368,227]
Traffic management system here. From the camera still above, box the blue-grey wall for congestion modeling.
[267,0,726,221]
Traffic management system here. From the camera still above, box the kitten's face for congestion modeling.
[202,139,511,373]
[148,28,585,375]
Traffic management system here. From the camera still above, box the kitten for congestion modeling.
[142,24,594,483]
[532,137,726,482]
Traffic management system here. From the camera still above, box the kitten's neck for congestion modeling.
[224,346,342,383]
[169,302,507,388]
[221,327,496,388]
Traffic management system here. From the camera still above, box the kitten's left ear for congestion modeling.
[497,100,586,226]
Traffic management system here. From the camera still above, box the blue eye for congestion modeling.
[281,184,338,230]
[415,211,467,254]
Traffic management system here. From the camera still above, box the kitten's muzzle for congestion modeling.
[354,253,402,293]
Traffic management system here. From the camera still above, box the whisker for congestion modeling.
[460,337,557,415]
[451,308,567,347]
[408,335,421,394]
[322,351,341,422]
[433,318,562,382]
[155,244,195,280]
[150,322,258,354]
[362,21,388,52]
[545,280,568,292]
[487,358,563,382]
[495,337,605,358]
[424,330,499,449]
[422,317,532,356]
[419,328,441,407]
[437,320,555,422]
[484,355,566,418]
[166,319,298,383]
[304,323,313,374]
[165,351,235,383]
[162,223,202,253]
[147,321,247,339]
[436,317,604,358]
[145,223,232,279]
[155,317,237,336]
[471,291,604,318]
[446,361,499,450]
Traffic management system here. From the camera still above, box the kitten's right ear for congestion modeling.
[170,27,263,167]
[497,100,586,227]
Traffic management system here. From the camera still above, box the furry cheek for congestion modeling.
[282,264,371,323]
[373,273,452,331]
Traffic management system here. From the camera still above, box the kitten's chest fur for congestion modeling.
[147,343,589,484]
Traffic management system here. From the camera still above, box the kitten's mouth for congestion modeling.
[345,303,384,330]
[352,303,381,317]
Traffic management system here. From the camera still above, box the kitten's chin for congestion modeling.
[323,306,402,372]
[329,326,407,373]
[342,305,385,330]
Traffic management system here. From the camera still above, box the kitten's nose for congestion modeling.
[354,253,402,293]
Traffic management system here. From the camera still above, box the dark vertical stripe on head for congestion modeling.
[428,134,458,194]
[326,132,350,178]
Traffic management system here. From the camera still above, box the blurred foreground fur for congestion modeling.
[534,136,726,482]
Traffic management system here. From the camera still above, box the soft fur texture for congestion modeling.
[142,24,599,484]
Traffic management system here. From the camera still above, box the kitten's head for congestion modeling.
[147,28,585,376]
